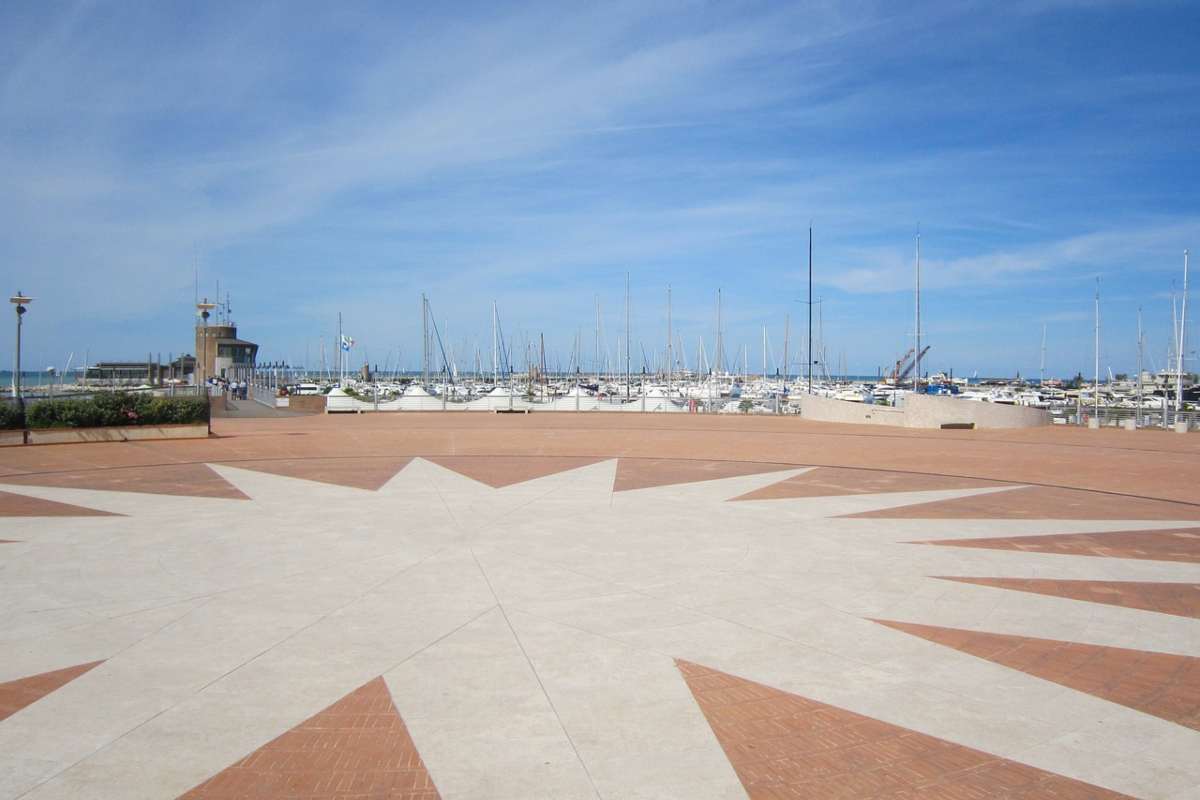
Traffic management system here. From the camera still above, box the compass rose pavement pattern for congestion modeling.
[0,416,1198,799]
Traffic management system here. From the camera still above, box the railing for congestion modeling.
[1050,404,1199,429]
[2,384,207,406]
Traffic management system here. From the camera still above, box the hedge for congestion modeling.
[21,393,210,429]
[0,403,23,430]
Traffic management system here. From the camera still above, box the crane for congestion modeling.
[892,346,931,383]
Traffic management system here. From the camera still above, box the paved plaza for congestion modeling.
[1,414,1198,799]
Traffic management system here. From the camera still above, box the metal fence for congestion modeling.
[1050,404,1199,430]
[5,384,207,403]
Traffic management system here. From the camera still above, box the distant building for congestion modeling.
[85,361,162,385]
[84,355,196,386]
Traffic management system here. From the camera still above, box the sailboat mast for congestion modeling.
[783,314,790,383]
[915,231,922,391]
[625,272,631,400]
[1178,249,1190,415]
[422,295,430,389]
[807,226,813,393]
[762,325,767,383]
[492,301,498,384]
[1094,277,1101,418]
[666,285,672,396]
[1137,307,1144,423]
[818,302,825,382]
[1040,323,1046,385]
[716,289,724,376]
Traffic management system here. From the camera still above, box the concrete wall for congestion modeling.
[798,395,906,426]
[287,395,328,414]
[799,393,1049,429]
[0,430,26,447]
[902,394,1049,429]
[25,424,209,445]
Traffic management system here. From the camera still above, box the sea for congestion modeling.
[1,370,80,385]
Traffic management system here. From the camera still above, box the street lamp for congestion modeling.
[10,292,33,414]
[196,298,216,393]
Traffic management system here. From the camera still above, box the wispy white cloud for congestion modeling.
[0,0,1196,375]
[822,220,1200,294]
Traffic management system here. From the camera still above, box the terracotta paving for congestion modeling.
[0,489,117,517]
[915,527,1200,564]
[2,412,1197,502]
[2,414,1199,798]
[425,455,606,487]
[179,677,439,800]
[613,458,795,492]
[675,659,1131,799]
[849,485,1200,520]
[873,620,1200,731]
[1,464,247,500]
[938,577,1200,619]
[733,467,1002,501]
[218,457,415,491]
[0,661,103,722]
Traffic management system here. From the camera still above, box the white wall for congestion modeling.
[799,393,1049,429]
[796,395,906,426]
[903,394,1048,428]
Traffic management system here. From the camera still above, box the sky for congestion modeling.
[1,0,1198,379]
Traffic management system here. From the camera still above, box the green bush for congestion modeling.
[24,393,209,429]
[149,396,208,424]
[0,403,24,430]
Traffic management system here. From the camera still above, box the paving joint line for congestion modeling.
[468,546,603,800]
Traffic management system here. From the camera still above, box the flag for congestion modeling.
[340,334,354,352]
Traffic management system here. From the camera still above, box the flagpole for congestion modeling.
[338,311,343,385]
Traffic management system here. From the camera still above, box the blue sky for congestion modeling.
[1,0,1197,378]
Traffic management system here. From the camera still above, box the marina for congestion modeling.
[3,3,1200,798]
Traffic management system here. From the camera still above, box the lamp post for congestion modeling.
[10,292,33,416]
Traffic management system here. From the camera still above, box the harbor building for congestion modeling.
[83,355,196,387]
[195,320,258,384]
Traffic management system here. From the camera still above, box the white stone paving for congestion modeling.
[0,458,1197,799]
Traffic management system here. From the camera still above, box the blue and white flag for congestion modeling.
[340,334,354,352]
